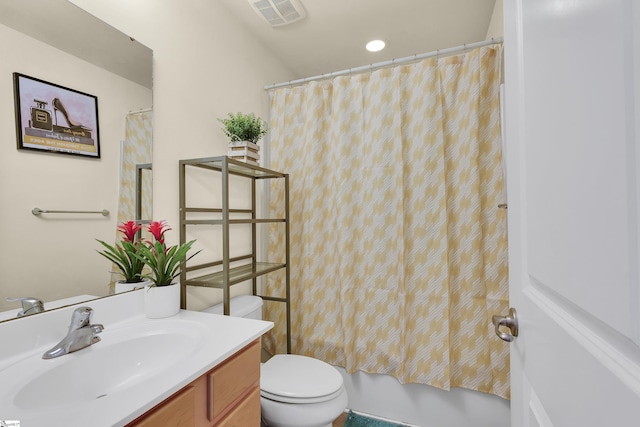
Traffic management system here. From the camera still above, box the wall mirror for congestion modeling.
[0,0,153,322]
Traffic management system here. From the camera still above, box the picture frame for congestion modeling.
[13,72,100,158]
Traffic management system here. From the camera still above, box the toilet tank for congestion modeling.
[201,295,263,320]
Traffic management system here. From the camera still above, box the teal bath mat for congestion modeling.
[343,410,407,427]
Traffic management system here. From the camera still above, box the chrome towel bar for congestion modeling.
[32,208,110,216]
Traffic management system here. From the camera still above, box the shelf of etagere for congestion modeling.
[179,156,286,179]
[185,262,286,288]
[181,218,286,225]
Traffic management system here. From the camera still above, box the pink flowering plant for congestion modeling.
[133,220,200,287]
[96,221,146,283]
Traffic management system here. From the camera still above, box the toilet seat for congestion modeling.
[261,354,344,404]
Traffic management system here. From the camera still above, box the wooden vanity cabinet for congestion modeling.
[127,340,261,427]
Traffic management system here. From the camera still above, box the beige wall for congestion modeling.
[486,0,504,39]
[0,23,152,312]
[69,0,295,310]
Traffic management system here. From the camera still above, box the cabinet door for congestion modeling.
[216,387,261,427]
[207,340,260,423]
[130,385,195,427]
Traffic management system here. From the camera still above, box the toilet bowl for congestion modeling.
[203,296,348,427]
[260,354,348,427]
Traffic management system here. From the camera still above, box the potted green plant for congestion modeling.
[218,112,268,165]
[132,220,200,318]
[96,221,149,293]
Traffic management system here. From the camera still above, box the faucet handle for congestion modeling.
[68,306,94,331]
[7,297,44,316]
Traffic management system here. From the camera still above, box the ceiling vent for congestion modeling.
[248,0,306,27]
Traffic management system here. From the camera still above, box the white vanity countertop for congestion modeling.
[0,291,273,427]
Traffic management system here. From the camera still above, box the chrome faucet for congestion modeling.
[42,306,104,359]
[6,297,44,317]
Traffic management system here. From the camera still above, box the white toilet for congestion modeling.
[203,295,348,427]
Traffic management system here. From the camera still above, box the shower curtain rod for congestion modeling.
[265,37,503,91]
[128,107,152,114]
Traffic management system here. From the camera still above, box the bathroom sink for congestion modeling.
[0,296,272,427]
[9,319,206,411]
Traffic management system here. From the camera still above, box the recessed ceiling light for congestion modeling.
[366,40,386,52]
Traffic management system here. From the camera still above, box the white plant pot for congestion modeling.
[144,282,180,318]
[115,278,152,294]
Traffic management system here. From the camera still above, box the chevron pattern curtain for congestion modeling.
[265,46,509,398]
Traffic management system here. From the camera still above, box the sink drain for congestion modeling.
[96,394,108,399]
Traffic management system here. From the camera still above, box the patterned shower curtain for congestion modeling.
[110,111,153,287]
[118,110,153,223]
[265,46,510,399]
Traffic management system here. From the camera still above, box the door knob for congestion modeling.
[492,307,518,342]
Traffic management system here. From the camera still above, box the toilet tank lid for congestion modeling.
[201,295,262,317]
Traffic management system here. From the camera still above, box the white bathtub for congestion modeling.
[335,367,510,427]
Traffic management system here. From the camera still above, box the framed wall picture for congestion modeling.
[13,73,100,158]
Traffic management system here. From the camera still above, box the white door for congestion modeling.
[502,0,640,426]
